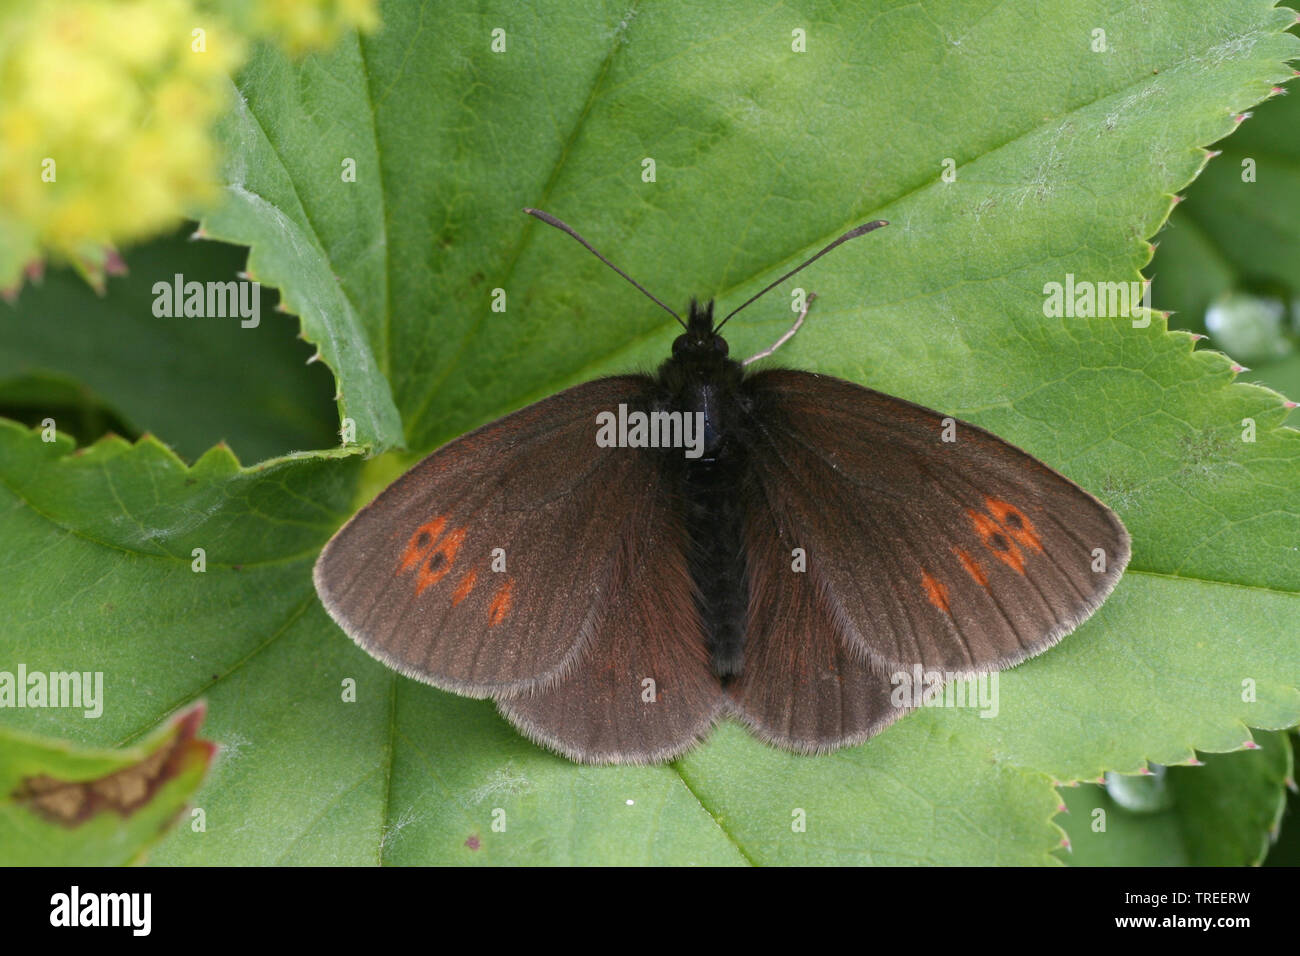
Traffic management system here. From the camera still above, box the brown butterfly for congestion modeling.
[314,210,1130,764]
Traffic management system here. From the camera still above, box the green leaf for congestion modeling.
[0,371,135,449]
[202,46,402,451]
[1264,731,1300,864]
[2,0,1298,865]
[1056,730,1293,865]
[0,226,339,464]
[1151,82,1300,326]
[0,703,215,866]
[1149,68,1300,417]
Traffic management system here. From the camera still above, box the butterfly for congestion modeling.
[313,209,1130,764]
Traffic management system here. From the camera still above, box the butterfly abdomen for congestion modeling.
[680,455,750,677]
[655,303,755,679]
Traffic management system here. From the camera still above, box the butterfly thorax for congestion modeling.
[654,298,752,678]
[656,299,748,460]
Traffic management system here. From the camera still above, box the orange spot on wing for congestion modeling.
[953,547,988,587]
[921,570,951,615]
[397,517,447,574]
[415,527,467,596]
[488,578,515,627]
[451,570,477,607]
[968,509,1026,574]
[985,497,1043,552]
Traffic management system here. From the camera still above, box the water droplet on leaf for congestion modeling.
[1204,290,1295,364]
[1105,765,1173,813]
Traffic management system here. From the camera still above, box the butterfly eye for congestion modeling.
[712,337,729,356]
[672,335,689,357]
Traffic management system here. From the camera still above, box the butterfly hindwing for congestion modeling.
[728,478,912,752]
[314,375,664,697]
[742,369,1130,675]
[498,478,725,764]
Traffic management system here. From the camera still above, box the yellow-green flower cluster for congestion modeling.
[0,0,240,290]
[0,0,381,293]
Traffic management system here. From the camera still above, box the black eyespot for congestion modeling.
[427,552,446,569]
[1005,512,1023,529]
[990,533,1009,551]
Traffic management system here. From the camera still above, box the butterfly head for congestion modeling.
[671,299,729,360]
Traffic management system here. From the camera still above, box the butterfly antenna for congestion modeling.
[714,219,889,332]
[523,208,686,329]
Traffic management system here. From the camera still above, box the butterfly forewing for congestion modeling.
[743,369,1130,676]
[314,376,662,697]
